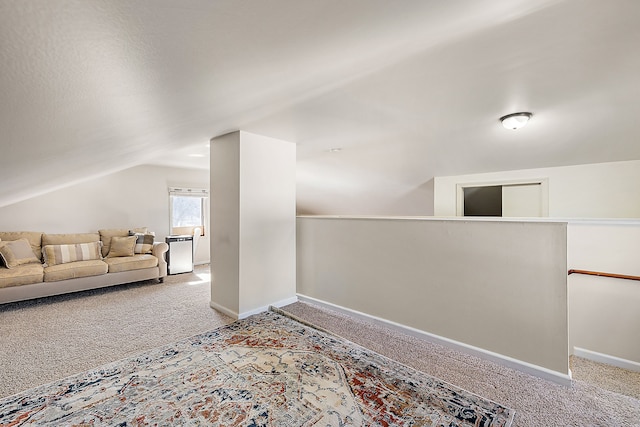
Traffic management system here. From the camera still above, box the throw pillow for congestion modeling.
[99,227,148,257]
[128,231,154,254]
[42,242,103,266]
[107,236,137,258]
[0,239,40,269]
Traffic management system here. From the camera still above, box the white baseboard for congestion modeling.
[210,296,299,320]
[209,300,238,319]
[573,347,640,372]
[297,294,573,386]
[238,296,299,319]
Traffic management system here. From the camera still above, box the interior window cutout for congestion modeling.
[463,186,502,216]
[459,182,545,218]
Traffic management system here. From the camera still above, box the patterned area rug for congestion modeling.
[0,310,514,426]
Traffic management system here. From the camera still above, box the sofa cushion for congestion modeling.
[129,232,154,254]
[104,254,158,273]
[42,233,100,246]
[107,236,137,258]
[43,260,108,282]
[0,263,44,288]
[42,242,103,266]
[99,228,148,257]
[0,231,44,261]
[0,239,41,269]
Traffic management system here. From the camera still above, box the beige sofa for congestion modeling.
[0,228,169,304]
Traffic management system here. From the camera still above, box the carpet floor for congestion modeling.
[0,310,515,426]
[280,302,640,427]
[1,265,639,426]
[0,265,233,399]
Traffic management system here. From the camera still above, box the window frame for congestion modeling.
[169,187,209,236]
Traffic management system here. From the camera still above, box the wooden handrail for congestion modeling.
[568,269,640,282]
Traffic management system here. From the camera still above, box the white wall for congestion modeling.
[210,131,297,319]
[568,221,640,366]
[0,165,211,263]
[434,160,640,218]
[297,216,570,380]
[296,175,435,216]
[210,132,241,315]
[238,132,297,315]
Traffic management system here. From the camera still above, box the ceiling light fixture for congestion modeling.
[500,112,532,130]
[327,148,342,153]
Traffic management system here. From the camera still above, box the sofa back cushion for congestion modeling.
[42,233,100,246]
[99,228,147,258]
[42,242,103,266]
[0,231,44,261]
[0,239,41,269]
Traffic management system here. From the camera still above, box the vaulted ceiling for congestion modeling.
[1,0,639,213]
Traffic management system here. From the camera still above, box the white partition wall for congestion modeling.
[297,216,570,382]
[210,131,297,319]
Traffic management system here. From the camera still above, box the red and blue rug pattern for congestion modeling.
[0,310,514,426]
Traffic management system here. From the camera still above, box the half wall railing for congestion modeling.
[568,269,640,282]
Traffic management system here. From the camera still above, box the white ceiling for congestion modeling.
[1,0,639,213]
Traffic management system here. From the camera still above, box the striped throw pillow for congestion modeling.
[42,242,103,266]
[129,231,154,254]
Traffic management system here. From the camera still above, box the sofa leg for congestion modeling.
[158,277,164,283]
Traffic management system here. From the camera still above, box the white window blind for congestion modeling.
[168,187,209,197]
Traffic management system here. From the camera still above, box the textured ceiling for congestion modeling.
[1,0,639,213]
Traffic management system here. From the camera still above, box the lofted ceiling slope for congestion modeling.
[1,0,639,213]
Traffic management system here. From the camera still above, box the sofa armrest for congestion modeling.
[152,242,169,278]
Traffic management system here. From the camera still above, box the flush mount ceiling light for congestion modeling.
[500,112,532,130]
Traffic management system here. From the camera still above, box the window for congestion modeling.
[169,187,208,236]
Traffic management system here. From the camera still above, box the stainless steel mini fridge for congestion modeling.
[165,235,193,275]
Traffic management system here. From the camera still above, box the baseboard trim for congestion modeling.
[573,347,640,372]
[209,301,239,319]
[297,294,573,386]
[238,296,299,319]
[210,296,298,320]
